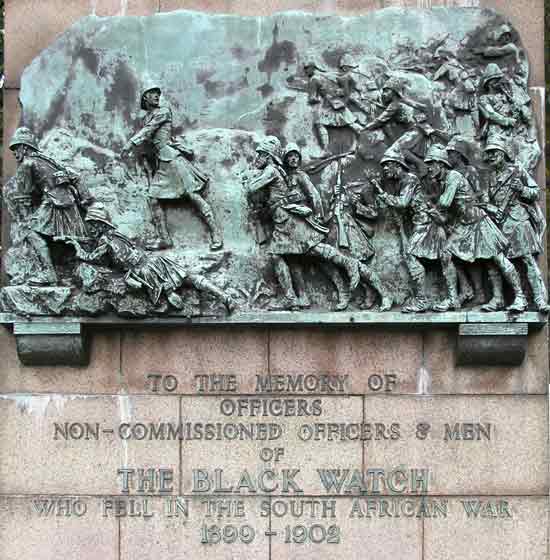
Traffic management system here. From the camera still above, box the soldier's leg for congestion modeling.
[523,255,550,312]
[402,256,428,313]
[291,264,310,308]
[456,263,474,304]
[433,252,459,312]
[322,265,350,311]
[186,193,223,250]
[148,198,173,249]
[272,256,299,309]
[481,262,505,311]
[26,232,57,285]
[188,273,235,313]
[358,263,393,311]
[310,243,360,291]
[469,264,487,305]
[314,124,330,153]
[491,254,527,312]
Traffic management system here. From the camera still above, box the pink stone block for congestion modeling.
[121,328,269,393]
[0,328,123,394]
[269,329,422,394]
[120,497,269,559]
[160,0,382,14]
[425,327,549,394]
[0,395,180,494]
[480,0,544,87]
[0,497,118,560]
[362,395,548,495]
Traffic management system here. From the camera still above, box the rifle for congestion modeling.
[333,158,350,249]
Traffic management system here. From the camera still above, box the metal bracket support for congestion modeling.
[13,322,89,366]
[456,323,528,366]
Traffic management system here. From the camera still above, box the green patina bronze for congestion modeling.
[1,8,547,320]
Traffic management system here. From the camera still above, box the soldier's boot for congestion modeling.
[359,263,393,311]
[166,291,185,310]
[482,267,506,312]
[27,233,57,285]
[148,201,173,250]
[469,266,487,305]
[402,270,429,314]
[433,262,460,312]
[349,123,364,151]
[271,257,300,310]
[292,266,311,309]
[525,256,550,313]
[456,266,474,305]
[325,267,350,311]
[313,244,361,292]
[359,286,376,310]
[315,124,331,156]
[499,258,527,312]
[192,274,236,314]
[189,194,223,251]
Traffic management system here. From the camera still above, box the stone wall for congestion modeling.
[1,1,548,559]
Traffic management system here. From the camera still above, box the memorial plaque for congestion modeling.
[0,2,548,559]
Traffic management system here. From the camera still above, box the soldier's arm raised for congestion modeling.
[124,107,171,151]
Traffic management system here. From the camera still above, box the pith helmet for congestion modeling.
[382,76,403,96]
[481,63,505,88]
[425,144,451,167]
[140,81,162,109]
[491,23,512,41]
[303,56,326,72]
[339,54,358,69]
[484,136,511,159]
[447,136,470,160]
[9,127,39,151]
[256,136,282,165]
[380,147,409,170]
[283,142,302,161]
[85,204,115,228]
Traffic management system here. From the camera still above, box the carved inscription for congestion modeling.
[40,372,514,550]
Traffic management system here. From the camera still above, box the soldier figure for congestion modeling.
[122,84,223,251]
[483,137,548,312]
[282,142,328,308]
[337,54,380,125]
[283,145,392,311]
[374,147,447,313]
[246,136,362,310]
[304,59,364,155]
[68,205,234,313]
[8,127,91,285]
[478,64,521,142]
[426,145,526,312]
[364,76,437,169]
[446,136,485,305]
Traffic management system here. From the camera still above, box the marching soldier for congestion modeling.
[374,147,447,313]
[304,59,364,155]
[483,137,548,312]
[245,136,362,310]
[426,145,526,312]
[8,127,91,285]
